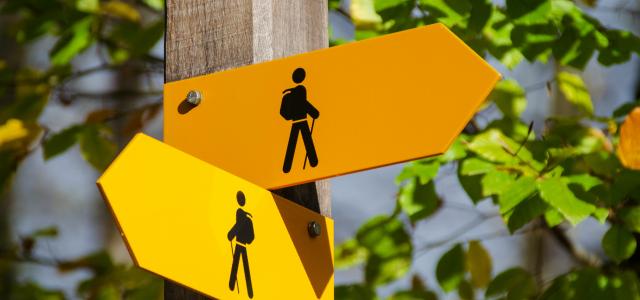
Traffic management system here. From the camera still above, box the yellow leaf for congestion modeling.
[101,1,141,22]
[466,240,492,288]
[0,119,29,146]
[618,107,640,170]
[350,0,382,30]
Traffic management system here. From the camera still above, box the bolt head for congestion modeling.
[186,90,202,105]
[308,221,321,238]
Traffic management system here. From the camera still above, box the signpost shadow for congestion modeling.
[272,195,333,298]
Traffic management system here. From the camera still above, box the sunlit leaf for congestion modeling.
[351,0,382,30]
[395,159,440,185]
[398,179,440,224]
[76,0,99,12]
[356,216,412,286]
[436,244,465,292]
[102,1,141,22]
[538,177,596,225]
[50,17,95,66]
[335,239,368,269]
[498,176,537,215]
[142,0,164,11]
[617,107,640,170]
[602,224,636,263]
[0,119,28,147]
[481,169,516,197]
[460,158,495,176]
[557,71,594,115]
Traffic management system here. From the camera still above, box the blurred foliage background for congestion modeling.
[1,0,640,299]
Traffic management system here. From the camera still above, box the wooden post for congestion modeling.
[164,1,330,299]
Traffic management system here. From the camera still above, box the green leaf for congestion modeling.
[541,268,640,300]
[602,224,636,263]
[486,267,537,299]
[79,125,117,171]
[498,176,537,215]
[102,1,141,22]
[336,285,378,299]
[94,284,119,300]
[335,239,368,269]
[50,17,94,66]
[458,280,475,300]
[538,177,596,225]
[351,0,382,30]
[395,159,440,185]
[566,174,603,192]
[29,226,58,238]
[389,290,437,300]
[467,129,538,170]
[460,158,495,176]
[619,206,640,233]
[142,0,164,11]
[398,179,441,224]
[419,0,471,28]
[436,244,466,292]
[76,0,99,12]
[489,79,527,118]
[506,0,551,25]
[557,71,594,115]
[598,30,640,66]
[510,23,556,62]
[506,195,548,233]
[10,282,65,300]
[468,0,492,33]
[438,135,467,163]
[544,209,564,227]
[481,170,517,197]
[43,125,84,160]
[613,102,640,119]
[108,20,164,62]
[467,241,492,288]
[356,216,412,286]
[611,170,640,204]
[458,171,485,203]
[365,254,413,287]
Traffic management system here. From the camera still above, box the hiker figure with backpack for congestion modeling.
[280,67,319,173]
[227,191,254,298]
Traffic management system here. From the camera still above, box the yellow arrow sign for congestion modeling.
[164,24,500,190]
[97,134,334,299]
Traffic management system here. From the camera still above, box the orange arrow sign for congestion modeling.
[164,23,500,190]
[97,134,334,299]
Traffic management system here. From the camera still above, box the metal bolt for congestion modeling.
[186,90,202,105]
[308,221,321,238]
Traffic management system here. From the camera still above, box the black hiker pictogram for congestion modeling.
[228,191,254,298]
[280,67,320,173]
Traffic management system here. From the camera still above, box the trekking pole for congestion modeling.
[230,241,239,293]
[303,118,316,169]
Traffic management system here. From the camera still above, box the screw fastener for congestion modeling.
[186,90,202,105]
[308,221,321,238]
